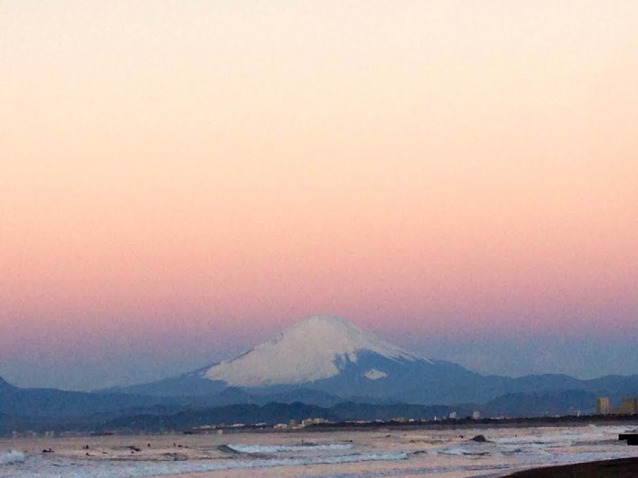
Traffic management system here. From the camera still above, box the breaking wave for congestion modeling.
[3,451,409,477]
[229,452,410,468]
[0,451,26,465]
[226,443,354,454]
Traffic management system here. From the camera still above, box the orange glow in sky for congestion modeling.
[1,1,637,388]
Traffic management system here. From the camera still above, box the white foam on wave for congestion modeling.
[430,427,638,470]
[5,451,409,477]
[493,426,629,447]
[0,451,26,465]
[435,446,493,457]
[227,443,354,454]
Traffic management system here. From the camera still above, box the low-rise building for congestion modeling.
[596,396,637,415]
[596,397,610,415]
[619,398,638,415]
[300,417,330,427]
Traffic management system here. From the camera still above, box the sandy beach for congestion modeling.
[508,457,638,477]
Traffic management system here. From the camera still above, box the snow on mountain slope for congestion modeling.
[364,369,388,380]
[203,315,429,387]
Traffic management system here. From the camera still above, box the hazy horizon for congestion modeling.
[3,315,638,391]
[2,1,637,391]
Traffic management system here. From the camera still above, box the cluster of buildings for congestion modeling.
[596,397,638,415]
[440,411,480,420]
[189,410,486,434]
[191,419,334,432]
[283,418,331,429]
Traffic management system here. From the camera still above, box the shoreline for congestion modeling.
[2,424,637,477]
[302,414,638,434]
[7,414,638,439]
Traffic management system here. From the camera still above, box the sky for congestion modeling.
[1,1,637,390]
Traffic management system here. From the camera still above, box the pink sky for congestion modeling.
[1,1,637,388]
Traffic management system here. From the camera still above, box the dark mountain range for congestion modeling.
[481,390,598,417]
[96,401,469,433]
[108,316,638,407]
[2,316,637,433]
[106,316,503,403]
[0,377,181,419]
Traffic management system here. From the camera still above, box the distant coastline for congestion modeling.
[302,413,638,434]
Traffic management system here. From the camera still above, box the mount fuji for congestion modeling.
[109,315,638,406]
[204,315,424,387]
[112,315,497,404]
[4,315,638,429]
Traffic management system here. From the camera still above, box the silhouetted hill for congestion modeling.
[101,402,334,432]
[330,402,465,421]
[482,390,597,417]
[0,377,182,419]
[0,377,16,391]
[107,317,638,406]
[3,364,638,433]
[97,401,472,432]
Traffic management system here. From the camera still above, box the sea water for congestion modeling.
[1,425,637,477]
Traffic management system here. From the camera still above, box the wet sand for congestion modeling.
[508,457,638,477]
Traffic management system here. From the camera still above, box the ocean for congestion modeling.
[1,424,637,477]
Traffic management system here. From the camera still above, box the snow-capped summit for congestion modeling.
[203,315,423,387]
[111,314,489,404]
[108,315,630,407]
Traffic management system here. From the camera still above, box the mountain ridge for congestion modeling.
[4,315,637,425]
[107,315,638,406]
